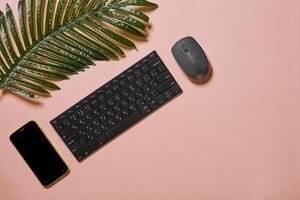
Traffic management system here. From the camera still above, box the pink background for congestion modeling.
[1,0,300,199]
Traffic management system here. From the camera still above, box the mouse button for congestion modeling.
[180,44,189,52]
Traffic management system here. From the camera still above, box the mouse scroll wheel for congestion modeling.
[181,44,189,52]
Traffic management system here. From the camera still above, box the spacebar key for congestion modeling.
[104,111,143,140]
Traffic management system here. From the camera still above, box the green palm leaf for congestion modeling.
[0,0,157,99]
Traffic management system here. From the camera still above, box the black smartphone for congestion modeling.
[10,121,69,187]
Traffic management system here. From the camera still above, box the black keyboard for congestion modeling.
[50,51,183,161]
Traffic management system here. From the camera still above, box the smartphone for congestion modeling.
[10,121,69,187]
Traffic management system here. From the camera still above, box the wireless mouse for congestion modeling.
[171,36,209,81]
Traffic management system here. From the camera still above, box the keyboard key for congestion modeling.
[142,84,151,92]
[119,79,126,86]
[149,100,158,109]
[100,123,109,132]
[105,89,113,97]
[149,89,157,98]
[121,89,129,97]
[129,105,137,112]
[134,69,143,78]
[114,94,122,101]
[99,114,107,122]
[157,71,171,84]
[107,110,115,117]
[149,79,158,88]
[128,95,136,103]
[122,109,130,117]
[78,119,86,127]
[106,98,114,106]
[126,74,135,82]
[92,121,101,128]
[148,52,156,59]
[93,129,102,136]
[92,110,101,117]
[136,99,146,108]
[157,78,175,92]
[73,150,84,161]
[143,94,152,102]
[164,89,173,100]
[140,105,151,115]
[113,105,121,112]
[141,64,150,73]
[143,74,151,82]
[104,111,142,140]
[112,84,119,91]
[120,99,128,107]
[91,98,98,107]
[76,109,85,117]
[169,84,182,95]
[115,114,123,122]
[98,93,105,101]
[69,142,80,153]
[135,79,144,87]
[149,57,160,67]
[134,89,143,98]
[78,136,87,146]
[54,123,64,132]
[99,104,107,112]
[155,94,166,105]
[128,84,136,92]
[95,135,109,146]
[151,68,160,77]
[59,128,73,140]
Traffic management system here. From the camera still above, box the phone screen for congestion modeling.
[10,121,69,187]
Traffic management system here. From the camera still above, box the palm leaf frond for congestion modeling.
[0,0,157,98]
